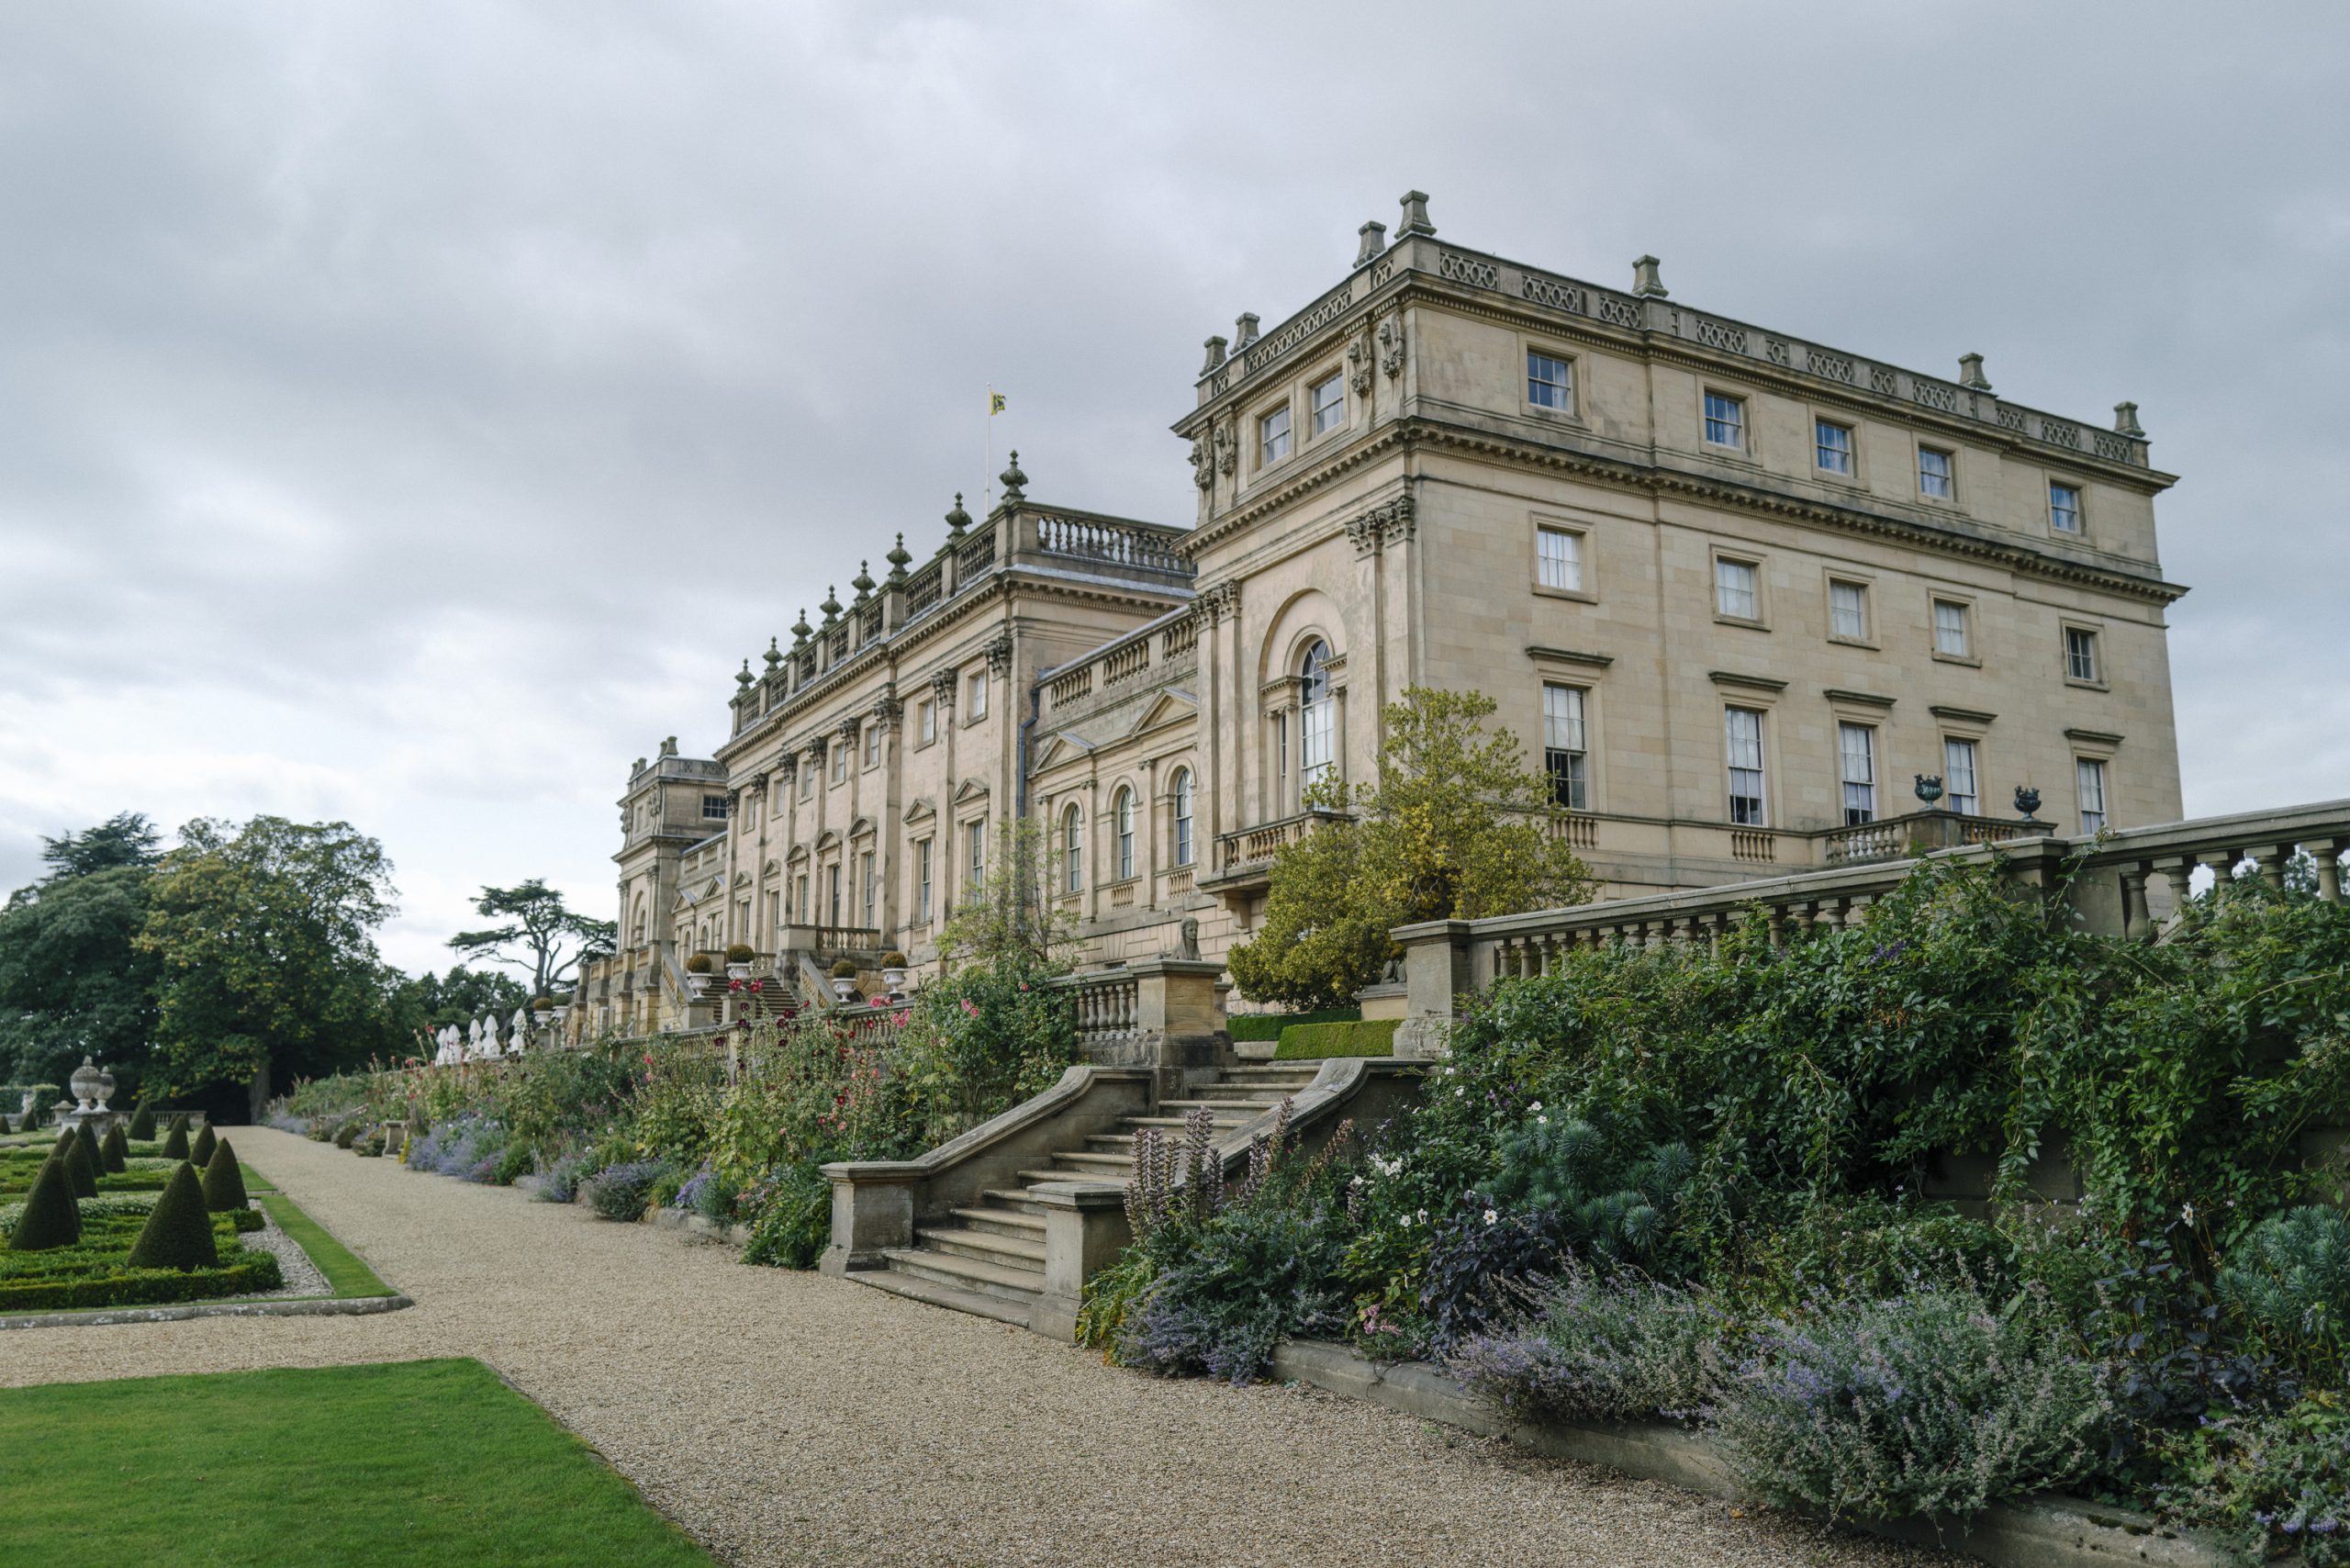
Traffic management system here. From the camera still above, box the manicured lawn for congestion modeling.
[255,1191,392,1297]
[0,1360,714,1566]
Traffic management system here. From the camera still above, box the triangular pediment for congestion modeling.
[903,797,937,824]
[952,777,991,806]
[1129,689,1199,737]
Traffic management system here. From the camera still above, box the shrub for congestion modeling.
[2219,1206,2350,1380]
[684,951,714,974]
[725,943,755,965]
[7,1157,81,1251]
[879,951,909,969]
[77,1123,108,1182]
[1272,1019,1398,1060]
[2159,1391,2350,1565]
[60,1128,99,1200]
[830,958,859,980]
[100,1123,129,1173]
[1712,1284,2112,1520]
[494,1140,534,1186]
[190,1123,217,1170]
[533,1151,590,1204]
[127,1105,156,1140]
[126,1164,220,1271]
[1417,1204,1570,1348]
[334,1121,362,1149]
[584,1160,667,1222]
[1446,1263,1723,1424]
[200,1138,250,1213]
[1736,1194,2016,1319]
[740,1162,832,1267]
[1118,1204,1350,1383]
[1229,1007,1359,1044]
[160,1119,189,1159]
[531,995,554,1011]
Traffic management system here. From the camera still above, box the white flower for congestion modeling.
[1399,1216,1412,1230]
[1528,1101,1542,1113]
[1416,1208,1428,1224]
[2181,1203,2197,1225]
[1454,1087,1463,1097]
[1537,1114,1549,1126]
[1483,1208,1498,1226]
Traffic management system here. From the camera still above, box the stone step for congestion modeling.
[979,1189,1050,1215]
[1047,1150,1136,1173]
[1224,1064,1322,1080]
[1158,1097,1285,1115]
[852,1266,1034,1327]
[1014,1169,1131,1188]
[1188,1083,1297,1101]
[879,1247,1045,1305]
[1118,1114,1254,1132]
[913,1225,1046,1270]
[947,1204,1046,1238]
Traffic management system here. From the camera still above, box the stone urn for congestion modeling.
[685,972,711,998]
[831,976,859,1002]
[69,1056,103,1113]
[95,1064,117,1112]
[724,962,753,982]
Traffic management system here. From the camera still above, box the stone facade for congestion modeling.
[572,194,2186,1039]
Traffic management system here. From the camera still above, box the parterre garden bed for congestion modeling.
[0,1206,278,1312]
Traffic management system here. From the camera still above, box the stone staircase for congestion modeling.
[856,1061,1322,1325]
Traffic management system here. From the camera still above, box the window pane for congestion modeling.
[2065,627,2100,682]
[1312,375,1345,434]
[1704,393,1744,448]
[1716,559,1759,620]
[1543,684,1588,810]
[1725,708,1766,826]
[1172,770,1193,866]
[1839,722,1877,825]
[1260,406,1292,464]
[1933,599,1969,657]
[1943,737,1980,814]
[1536,526,1582,591]
[2050,482,2081,532]
[1919,448,1954,498]
[2076,757,2109,833]
[1816,420,1853,475]
[1528,351,1572,410]
[1830,581,1868,641]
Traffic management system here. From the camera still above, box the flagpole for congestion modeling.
[984,385,994,511]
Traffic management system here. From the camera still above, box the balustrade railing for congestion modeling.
[1102,639,1152,685]
[1161,615,1198,658]
[1820,809,2032,866]
[904,560,944,616]
[1046,969,1141,1046]
[957,524,998,580]
[1214,809,1350,874]
[1034,512,1194,576]
[1047,666,1092,708]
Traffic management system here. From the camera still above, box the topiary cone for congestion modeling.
[77,1122,108,1182]
[160,1118,190,1161]
[60,1126,99,1199]
[128,1104,156,1141]
[8,1155,82,1250]
[190,1123,217,1170]
[201,1138,249,1214]
[126,1163,218,1271]
[101,1123,129,1173]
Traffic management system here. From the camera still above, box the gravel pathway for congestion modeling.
[2,1128,1944,1568]
[238,1199,330,1299]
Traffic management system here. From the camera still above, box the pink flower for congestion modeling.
[749,980,765,993]
[890,1009,910,1027]
[729,979,744,992]
[643,1054,655,1066]
[960,998,979,1016]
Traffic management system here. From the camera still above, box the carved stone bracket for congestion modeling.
[1347,495,1417,554]
[1190,437,1212,490]
[929,668,957,709]
[871,694,903,728]
[1377,313,1405,378]
[984,633,1014,676]
[1347,335,1372,397]
[1194,580,1240,625]
[1213,420,1237,476]
[836,716,863,745]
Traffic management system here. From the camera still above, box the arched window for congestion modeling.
[1300,640,1336,792]
[1171,769,1194,867]
[1062,803,1084,893]
[631,894,647,944]
[1113,787,1136,880]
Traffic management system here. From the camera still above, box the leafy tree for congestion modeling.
[0,812,163,1100]
[1228,687,1595,1009]
[137,816,406,1115]
[446,879,615,999]
[936,818,1080,977]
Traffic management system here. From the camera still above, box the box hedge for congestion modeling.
[190,1124,218,1170]
[127,1164,218,1271]
[202,1139,250,1214]
[100,1123,129,1173]
[60,1129,99,1200]
[1271,1018,1400,1060]
[160,1118,190,1160]
[7,1157,81,1251]
[1228,1006,1360,1043]
[128,1104,156,1140]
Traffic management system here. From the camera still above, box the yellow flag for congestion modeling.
[989,391,1007,415]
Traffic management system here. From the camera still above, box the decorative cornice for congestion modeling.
[1823,688,1897,708]
[1194,580,1240,624]
[1344,494,1416,555]
[2064,727,2125,745]
[984,632,1014,677]
[1709,670,1789,693]
[1526,645,1615,669]
[1930,705,1998,725]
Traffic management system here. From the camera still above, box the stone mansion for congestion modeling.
[573,194,2186,1039]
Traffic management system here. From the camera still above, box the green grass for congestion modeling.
[256,1192,391,1298]
[0,1359,714,1565]
[1272,1017,1400,1059]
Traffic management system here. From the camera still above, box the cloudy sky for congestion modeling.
[1,3,2343,976]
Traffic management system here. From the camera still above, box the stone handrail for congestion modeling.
[1212,808,1350,876]
[1032,511,1194,577]
[1391,799,2350,1056]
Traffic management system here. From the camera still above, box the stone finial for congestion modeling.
[763,636,782,671]
[820,585,841,622]
[661,735,677,756]
[999,451,1027,504]
[1232,313,1260,349]
[885,532,912,585]
[1356,220,1388,265]
[1396,190,1434,238]
[1958,353,1991,390]
[945,492,970,539]
[735,660,754,690]
[1631,255,1669,298]
[1200,335,1227,375]
[632,756,645,775]
[2113,400,2145,438]
[851,560,875,600]
[790,608,812,645]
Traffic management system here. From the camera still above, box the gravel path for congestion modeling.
[238,1199,330,1298]
[2,1128,1944,1568]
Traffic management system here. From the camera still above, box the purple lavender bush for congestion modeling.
[1445,1261,1721,1424]
[584,1159,669,1222]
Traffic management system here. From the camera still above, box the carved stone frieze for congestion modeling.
[1345,495,1417,554]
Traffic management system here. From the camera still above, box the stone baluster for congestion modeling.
[2119,865,2153,941]
[2316,841,2346,904]
[2260,845,2294,895]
